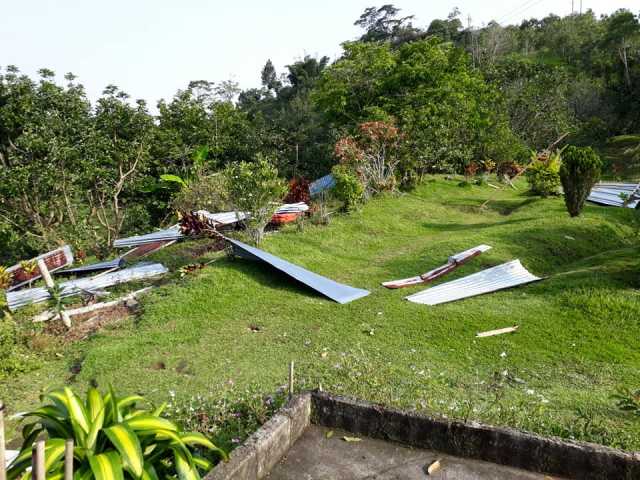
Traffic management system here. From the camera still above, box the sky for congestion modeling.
[1,0,638,110]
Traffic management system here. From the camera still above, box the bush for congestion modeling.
[526,150,562,197]
[8,386,227,479]
[331,165,364,212]
[225,155,287,244]
[171,172,230,215]
[560,145,602,217]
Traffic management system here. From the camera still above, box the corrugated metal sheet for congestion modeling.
[226,237,370,304]
[406,260,541,306]
[58,257,126,275]
[275,203,309,214]
[7,245,74,291]
[587,182,640,209]
[7,262,168,311]
[309,174,336,197]
[195,210,250,225]
[114,225,183,248]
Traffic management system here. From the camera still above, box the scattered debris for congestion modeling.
[342,436,361,443]
[33,287,154,322]
[114,225,184,248]
[271,202,310,225]
[8,263,166,311]
[122,240,176,259]
[58,257,125,276]
[406,260,541,306]
[476,326,519,338]
[309,174,336,197]
[325,430,334,439]
[248,324,262,333]
[383,245,492,289]
[587,182,640,208]
[426,459,442,475]
[6,246,74,290]
[179,263,206,277]
[226,237,370,304]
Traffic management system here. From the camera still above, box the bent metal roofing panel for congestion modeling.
[406,260,541,306]
[226,237,370,304]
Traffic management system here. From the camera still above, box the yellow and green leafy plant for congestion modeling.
[7,386,227,480]
[0,265,12,290]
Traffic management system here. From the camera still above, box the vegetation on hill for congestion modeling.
[2,178,640,452]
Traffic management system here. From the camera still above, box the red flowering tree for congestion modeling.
[334,120,401,196]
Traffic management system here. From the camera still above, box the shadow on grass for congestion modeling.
[425,217,536,232]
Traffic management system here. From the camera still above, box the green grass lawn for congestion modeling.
[3,177,640,452]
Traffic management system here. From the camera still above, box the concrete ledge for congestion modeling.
[311,391,640,480]
[205,393,311,480]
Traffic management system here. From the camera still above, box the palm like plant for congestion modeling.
[8,387,227,480]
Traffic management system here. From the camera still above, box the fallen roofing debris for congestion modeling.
[113,225,183,248]
[122,240,176,259]
[476,326,519,338]
[226,237,370,304]
[7,263,167,311]
[57,257,125,275]
[406,260,541,306]
[271,202,310,224]
[194,210,250,226]
[587,182,640,208]
[309,174,336,197]
[33,287,153,322]
[6,246,74,291]
[382,245,492,289]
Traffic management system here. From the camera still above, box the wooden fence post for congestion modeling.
[37,259,71,328]
[31,439,45,480]
[64,439,73,480]
[0,401,6,480]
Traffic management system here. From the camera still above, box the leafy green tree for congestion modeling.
[560,145,602,216]
[225,155,287,244]
[0,67,92,254]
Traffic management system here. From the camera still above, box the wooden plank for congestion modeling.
[31,439,45,480]
[64,439,73,480]
[476,326,519,338]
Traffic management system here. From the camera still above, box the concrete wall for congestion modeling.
[204,393,311,480]
[312,392,640,480]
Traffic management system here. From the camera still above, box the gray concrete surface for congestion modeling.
[267,425,556,480]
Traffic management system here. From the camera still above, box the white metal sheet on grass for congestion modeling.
[7,262,168,311]
[226,237,370,304]
[406,260,541,306]
[587,182,640,209]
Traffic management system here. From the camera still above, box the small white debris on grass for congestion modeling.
[500,351,507,358]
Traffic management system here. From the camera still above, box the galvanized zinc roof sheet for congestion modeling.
[226,238,370,304]
[406,260,541,306]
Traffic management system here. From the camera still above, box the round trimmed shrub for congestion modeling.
[560,146,602,217]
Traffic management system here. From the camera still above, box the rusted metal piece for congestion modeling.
[122,240,176,260]
[382,245,492,289]
[6,246,74,291]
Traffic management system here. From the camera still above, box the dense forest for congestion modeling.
[1,6,639,263]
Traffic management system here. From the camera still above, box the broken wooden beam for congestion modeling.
[476,326,519,338]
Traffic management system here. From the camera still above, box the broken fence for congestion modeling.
[6,262,168,311]
[406,260,541,306]
[6,246,74,291]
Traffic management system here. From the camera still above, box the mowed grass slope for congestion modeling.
[3,177,640,449]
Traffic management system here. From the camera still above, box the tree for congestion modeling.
[427,8,463,43]
[261,59,282,92]
[85,86,155,249]
[354,4,422,44]
[560,145,602,216]
[225,155,287,244]
[603,10,640,89]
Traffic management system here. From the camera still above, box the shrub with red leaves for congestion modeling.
[283,177,310,204]
[497,161,524,179]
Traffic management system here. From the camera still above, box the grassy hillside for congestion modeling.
[2,177,640,451]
